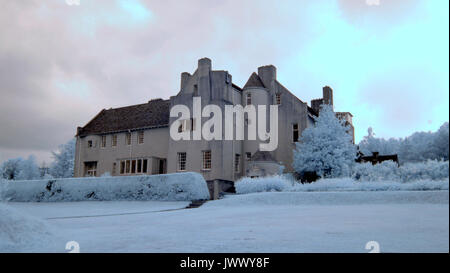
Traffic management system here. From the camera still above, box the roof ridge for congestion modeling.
[243,72,265,89]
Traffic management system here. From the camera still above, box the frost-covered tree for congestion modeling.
[433,122,449,161]
[358,127,401,156]
[49,138,76,178]
[15,155,41,180]
[0,156,40,180]
[293,104,356,178]
[1,158,23,180]
[359,122,449,163]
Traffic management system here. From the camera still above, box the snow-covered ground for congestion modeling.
[2,191,448,253]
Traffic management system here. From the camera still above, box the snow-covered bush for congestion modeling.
[49,138,75,178]
[352,160,449,182]
[234,175,448,194]
[1,172,209,202]
[1,156,40,180]
[235,175,294,194]
[293,104,356,178]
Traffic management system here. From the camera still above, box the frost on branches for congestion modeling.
[293,104,356,178]
[49,138,75,178]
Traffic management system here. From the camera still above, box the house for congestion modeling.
[74,58,354,188]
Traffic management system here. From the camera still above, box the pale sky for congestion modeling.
[0,0,448,165]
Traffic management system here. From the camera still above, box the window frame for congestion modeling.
[293,123,299,142]
[126,132,132,146]
[177,152,187,171]
[202,150,211,171]
[101,135,107,148]
[246,93,252,105]
[111,134,117,147]
[234,154,241,173]
[137,131,144,144]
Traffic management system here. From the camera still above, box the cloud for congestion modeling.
[0,0,447,164]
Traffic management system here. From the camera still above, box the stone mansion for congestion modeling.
[74,58,354,185]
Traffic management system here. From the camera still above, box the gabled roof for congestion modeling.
[243,72,265,89]
[250,151,276,162]
[77,99,170,137]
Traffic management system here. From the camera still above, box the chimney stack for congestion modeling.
[257,65,277,87]
[323,86,333,107]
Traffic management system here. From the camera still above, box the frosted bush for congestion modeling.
[352,160,448,182]
[235,175,294,194]
[1,172,210,202]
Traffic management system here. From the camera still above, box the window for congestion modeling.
[126,160,131,173]
[137,159,142,173]
[84,162,97,177]
[143,159,148,173]
[293,123,299,142]
[191,118,195,131]
[193,84,198,96]
[276,93,281,105]
[177,152,186,171]
[112,162,116,176]
[138,131,144,144]
[178,119,191,132]
[101,135,106,148]
[126,132,131,145]
[202,151,211,170]
[235,154,241,173]
[130,160,136,173]
[246,152,252,161]
[120,161,125,174]
[119,158,148,175]
[246,93,252,105]
[87,140,93,148]
[111,134,117,147]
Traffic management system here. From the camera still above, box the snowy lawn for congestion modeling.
[2,191,448,253]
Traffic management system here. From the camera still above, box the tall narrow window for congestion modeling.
[112,162,116,176]
[293,123,299,142]
[246,152,252,161]
[126,160,131,173]
[111,134,117,147]
[235,154,241,173]
[131,160,136,173]
[87,140,93,148]
[138,131,144,144]
[202,151,211,170]
[120,161,125,174]
[177,152,186,171]
[126,132,132,145]
[101,135,106,148]
[137,159,142,173]
[193,84,198,96]
[276,93,281,105]
[143,159,148,173]
[191,118,195,131]
[246,93,252,105]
